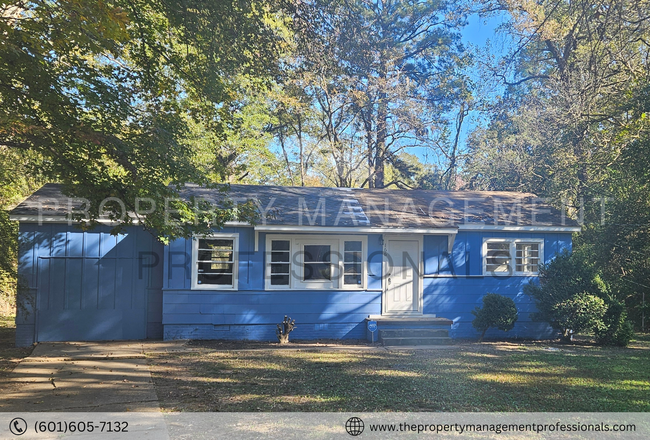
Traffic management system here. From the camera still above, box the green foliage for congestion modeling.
[0,211,17,314]
[0,0,291,239]
[0,146,45,313]
[551,293,607,341]
[524,251,608,341]
[384,153,444,190]
[471,293,518,342]
[595,300,635,347]
[525,251,634,345]
[468,0,650,204]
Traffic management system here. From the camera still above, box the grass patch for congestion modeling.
[148,338,650,412]
[0,315,32,382]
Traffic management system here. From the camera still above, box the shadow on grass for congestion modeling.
[148,339,650,412]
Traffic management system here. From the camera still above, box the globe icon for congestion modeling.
[345,417,364,436]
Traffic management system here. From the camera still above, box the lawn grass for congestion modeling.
[147,337,650,412]
[0,315,33,381]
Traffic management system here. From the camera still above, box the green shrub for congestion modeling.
[551,292,607,341]
[525,251,610,342]
[525,250,633,345]
[472,293,518,341]
[595,299,635,346]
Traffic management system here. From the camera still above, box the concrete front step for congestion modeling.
[365,315,454,346]
[381,336,452,346]
[379,328,449,338]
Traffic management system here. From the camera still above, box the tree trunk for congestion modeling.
[297,116,305,186]
[375,63,388,188]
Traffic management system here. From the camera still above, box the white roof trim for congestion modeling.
[458,224,581,232]
[254,225,459,234]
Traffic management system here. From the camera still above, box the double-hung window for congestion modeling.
[483,238,543,276]
[192,234,238,290]
[269,240,291,286]
[343,241,363,286]
[265,235,366,290]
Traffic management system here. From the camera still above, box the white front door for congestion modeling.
[384,237,421,314]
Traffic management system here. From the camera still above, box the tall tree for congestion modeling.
[467,0,650,208]
[0,0,293,238]
[281,0,468,188]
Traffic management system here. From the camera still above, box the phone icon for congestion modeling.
[9,417,27,436]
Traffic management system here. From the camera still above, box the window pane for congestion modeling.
[486,242,511,273]
[304,245,331,263]
[344,274,362,285]
[198,250,233,262]
[344,241,362,252]
[198,274,232,285]
[269,240,291,286]
[271,240,290,251]
[343,241,363,286]
[199,239,233,250]
[198,262,233,274]
[487,242,509,251]
[271,274,290,285]
[515,243,540,273]
[304,263,331,281]
[271,263,290,274]
[344,263,362,274]
[271,251,290,263]
[196,237,235,287]
[344,251,362,263]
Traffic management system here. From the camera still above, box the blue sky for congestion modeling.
[463,12,506,47]
[414,11,511,167]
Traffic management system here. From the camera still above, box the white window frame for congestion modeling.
[191,233,239,290]
[482,238,544,276]
[264,234,368,291]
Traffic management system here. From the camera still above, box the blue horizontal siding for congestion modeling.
[164,322,366,341]
[423,275,554,339]
[163,290,381,326]
[161,230,572,341]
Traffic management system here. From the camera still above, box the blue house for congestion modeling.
[10,184,579,346]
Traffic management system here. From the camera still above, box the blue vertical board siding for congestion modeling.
[367,234,382,289]
[84,232,100,257]
[64,259,83,309]
[98,259,116,309]
[423,235,446,275]
[51,225,67,257]
[247,230,263,290]
[467,232,482,275]
[18,229,35,288]
[166,238,190,289]
[81,258,99,309]
[15,224,164,346]
[66,230,84,257]
[100,232,117,257]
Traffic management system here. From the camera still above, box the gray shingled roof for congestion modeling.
[10,183,579,228]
